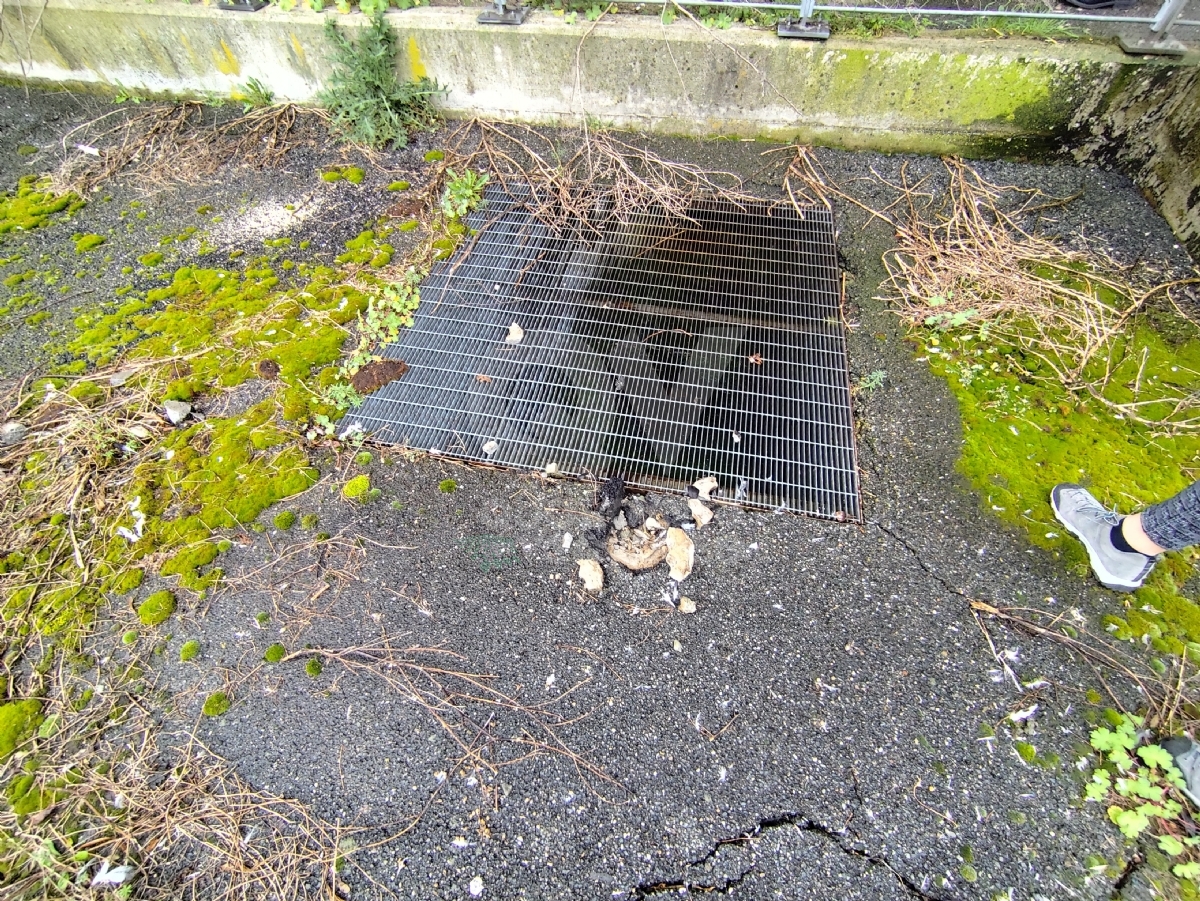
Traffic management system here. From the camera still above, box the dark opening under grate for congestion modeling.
[346,189,861,521]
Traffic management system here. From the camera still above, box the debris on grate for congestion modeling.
[348,188,861,521]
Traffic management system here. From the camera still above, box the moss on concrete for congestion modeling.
[137,590,176,626]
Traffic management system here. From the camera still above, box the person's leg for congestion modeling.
[1136,480,1200,552]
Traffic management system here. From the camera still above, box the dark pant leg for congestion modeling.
[1141,480,1200,551]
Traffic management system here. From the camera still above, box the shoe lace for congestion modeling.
[1081,503,1123,528]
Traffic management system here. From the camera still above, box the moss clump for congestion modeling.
[202,692,230,717]
[0,176,77,235]
[273,510,296,530]
[73,234,105,254]
[321,169,343,183]
[439,479,457,493]
[343,166,365,185]
[16,143,36,156]
[424,150,444,162]
[139,251,164,267]
[306,658,323,678]
[264,642,286,664]
[387,181,410,191]
[180,639,201,662]
[355,451,372,466]
[122,630,137,645]
[255,611,270,625]
[342,474,371,501]
[300,513,319,529]
[1013,740,1037,764]
[0,699,42,761]
[137,590,176,626]
[107,568,144,595]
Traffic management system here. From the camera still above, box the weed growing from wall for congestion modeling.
[320,15,441,150]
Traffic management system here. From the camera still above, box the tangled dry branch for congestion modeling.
[430,119,765,237]
[52,102,323,195]
[876,157,1200,431]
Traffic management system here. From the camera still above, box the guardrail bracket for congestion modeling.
[479,0,529,25]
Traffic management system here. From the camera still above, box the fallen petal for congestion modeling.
[505,323,524,344]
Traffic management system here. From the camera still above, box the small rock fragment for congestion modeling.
[666,527,694,582]
[469,876,484,898]
[505,322,524,344]
[678,596,697,614]
[611,510,628,531]
[562,533,574,551]
[481,439,499,456]
[692,476,719,501]
[596,476,626,517]
[163,400,192,425]
[577,559,604,593]
[544,462,561,477]
[687,499,714,528]
[0,421,28,446]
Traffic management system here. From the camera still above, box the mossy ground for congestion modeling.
[918,296,1200,661]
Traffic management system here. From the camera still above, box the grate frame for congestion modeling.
[346,188,862,521]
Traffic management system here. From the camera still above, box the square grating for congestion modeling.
[346,189,861,521]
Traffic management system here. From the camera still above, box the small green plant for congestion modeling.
[255,611,270,626]
[355,451,373,466]
[320,15,441,149]
[440,169,490,220]
[713,12,733,28]
[238,77,275,112]
[584,3,604,20]
[264,643,286,664]
[180,640,200,662]
[1085,712,1200,877]
[439,478,457,493]
[300,513,319,530]
[660,4,675,24]
[273,510,297,530]
[855,369,888,394]
[325,382,365,411]
[121,630,137,645]
[202,692,231,717]
[344,266,423,373]
[306,658,323,678]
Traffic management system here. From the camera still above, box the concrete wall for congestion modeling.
[1073,66,1200,259]
[0,0,1195,249]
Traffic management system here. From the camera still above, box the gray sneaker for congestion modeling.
[1051,483,1157,592]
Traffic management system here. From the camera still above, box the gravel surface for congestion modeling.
[2,84,1197,900]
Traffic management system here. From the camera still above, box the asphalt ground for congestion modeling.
[0,84,1196,899]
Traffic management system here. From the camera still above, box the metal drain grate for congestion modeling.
[346,189,861,520]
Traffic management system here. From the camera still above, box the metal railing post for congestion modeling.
[478,0,529,25]
[1119,0,1189,55]
[778,0,830,39]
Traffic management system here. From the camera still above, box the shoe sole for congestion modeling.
[1051,487,1143,593]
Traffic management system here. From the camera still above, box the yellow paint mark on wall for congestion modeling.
[290,34,308,67]
[408,36,427,80]
[212,39,240,76]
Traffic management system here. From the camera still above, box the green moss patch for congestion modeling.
[342,474,370,501]
[202,691,230,716]
[137,590,176,627]
[0,176,78,235]
[919,292,1200,656]
[273,510,296,530]
[306,658,323,677]
[0,699,42,761]
[179,639,200,662]
[263,642,286,664]
[138,251,164,267]
[73,234,105,254]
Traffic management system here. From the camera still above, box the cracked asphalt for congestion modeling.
[3,86,1196,899]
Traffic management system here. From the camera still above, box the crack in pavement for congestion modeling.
[630,811,937,899]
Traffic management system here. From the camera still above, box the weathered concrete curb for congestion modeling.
[0,0,1196,252]
[0,0,1180,152]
